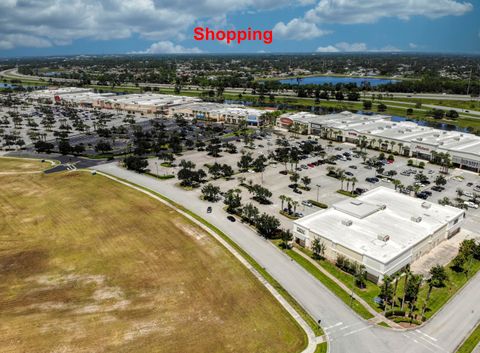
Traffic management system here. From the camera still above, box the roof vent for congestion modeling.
[379,204,387,210]
[421,202,431,209]
[377,234,390,242]
[411,216,422,223]
[342,219,353,226]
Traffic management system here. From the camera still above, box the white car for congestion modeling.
[464,201,479,209]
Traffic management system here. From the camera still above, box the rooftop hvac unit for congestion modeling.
[342,219,353,226]
[379,204,387,210]
[377,234,390,242]
[421,202,431,209]
[417,137,423,141]
[411,216,422,223]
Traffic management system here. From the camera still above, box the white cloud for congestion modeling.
[378,45,401,52]
[273,18,330,40]
[316,42,401,53]
[316,45,339,52]
[0,0,299,50]
[409,42,418,49]
[306,0,473,24]
[335,42,367,52]
[132,41,203,54]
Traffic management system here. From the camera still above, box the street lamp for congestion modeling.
[316,184,321,202]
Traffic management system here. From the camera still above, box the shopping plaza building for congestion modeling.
[277,111,480,172]
[27,88,266,126]
[293,187,465,282]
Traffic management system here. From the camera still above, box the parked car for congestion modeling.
[353,188,368,195]
[466,182,473,187]
[293,189,303,194]
[431,186,445,192]
[227,215,236,222]
[345,171,354,176]
[366,177,379,183]
[349,165,357,169]
[464,201,479,209]
[302,201,312,207]
[207,206,212,213]
[415,192,428,199]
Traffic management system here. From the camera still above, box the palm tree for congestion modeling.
[393,179,402,191]
[346,177,351,191]
[398,142,404,155]
[292,200,299,214]
[279,195,287,210]
[340,176,346,191]
[351,177,358,192]
[401,265,411,310]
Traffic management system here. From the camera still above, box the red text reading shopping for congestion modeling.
[193,27,272,45]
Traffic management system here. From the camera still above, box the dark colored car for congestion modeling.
[207,206,212,213]
[345,171,354,176]
[293,189,303,194]
[227,215,236,222]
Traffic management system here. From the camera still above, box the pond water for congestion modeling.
[390,115,470,133]
[279,76,399,87]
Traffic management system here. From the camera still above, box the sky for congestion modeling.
[0,0,479,57]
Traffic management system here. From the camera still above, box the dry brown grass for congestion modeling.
[0,170,305,353]
[0,157,50,173]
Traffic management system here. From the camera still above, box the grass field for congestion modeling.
[0,170,305,353]
[456,323,480,353]
[0,157,52,173]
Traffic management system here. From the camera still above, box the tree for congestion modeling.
[401,265,410,310]
[237,152,253,172]
[377,103,387,112]
[430,265,448,288]
[280,229,293,249]
[34,140,54,153]
[253,155,268,173]
[301,176,311,190]
[256,213,280,238]
[279,195,287,210]
[201,183,221,202]
[354,264,367,289]
[241,203,259,224]
[221,164,234,179]
[250,184,272,204]
[290,172,300,187]
[363,100,372,110]
[451,253,466,272]
[380,275,394,306]
[58,139,71,155]
[435,175,447,187]
[312,238,326,259]
[124,156,148,173]
[224,189,242,213]
[95,140,112,154]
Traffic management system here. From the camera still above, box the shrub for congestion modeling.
[308,200,328,209]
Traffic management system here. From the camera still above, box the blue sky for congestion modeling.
[0,0,479,57]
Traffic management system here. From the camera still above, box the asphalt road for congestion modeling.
[93,162,480,353]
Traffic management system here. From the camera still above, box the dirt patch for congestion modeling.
[0,250,48,278]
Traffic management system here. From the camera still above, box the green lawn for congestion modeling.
[315,342,328,353]
[273,241,374,320]
[295,246,381,313]
[456,323,480,353]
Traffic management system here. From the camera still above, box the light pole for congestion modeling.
[316,184,321,202]
[155,161,159,177]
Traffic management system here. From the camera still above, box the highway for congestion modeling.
[94,162,480,353]
[2,68,479,102]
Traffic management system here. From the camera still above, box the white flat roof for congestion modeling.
[295,187,464,264]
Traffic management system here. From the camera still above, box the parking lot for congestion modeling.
[147,130,480,233]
